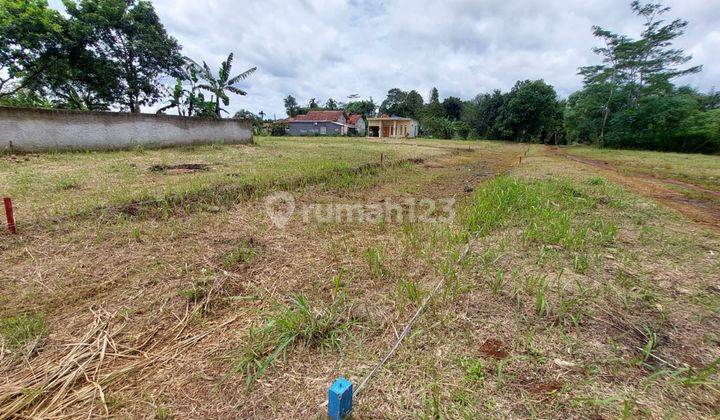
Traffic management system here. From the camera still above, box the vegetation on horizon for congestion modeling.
[1,0,718,153]
[279,2,718,154]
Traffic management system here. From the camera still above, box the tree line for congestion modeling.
[2,1,718,153]
[0,0,255,116]
[280,1,718,154]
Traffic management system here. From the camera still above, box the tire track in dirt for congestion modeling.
[553,148,720,232]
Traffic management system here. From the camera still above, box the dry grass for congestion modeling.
[1,137,719,418]
[563,145,720,191]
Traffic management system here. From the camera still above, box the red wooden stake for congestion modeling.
[3,197,16,234]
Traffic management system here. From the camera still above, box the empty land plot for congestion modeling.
[1,138,718,418]
[0,137,459,221]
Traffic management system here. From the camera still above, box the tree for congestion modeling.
[380,88,423,118]
[62,0,185,112]
[325,98,337,110]
[405,90,424,119]
[463,90,505,137]
[0,0,64,98]
[442,96,463,120]
[380,88,407,116]
[270,122,287,136]
[491,80,562,142]
[345,99,376,116]
[576,1,701,144]
[423,86,445,120]
[196,53,256,117]
[308,98,319,109]
[429,87,440,105]
[284,95,299,117]
[422,117,454,139]
[699,88,720,110]
[566,1,714,152]
[155,78,184,115]
[233,109,262,130]
[0,87,52,107]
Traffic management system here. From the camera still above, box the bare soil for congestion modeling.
[555,148,720,232]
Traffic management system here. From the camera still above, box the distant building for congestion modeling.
[366,115,419,138]
[347,114,365,135]
[281,111,344,136]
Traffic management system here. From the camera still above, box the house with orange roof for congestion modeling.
[347,114,366,135]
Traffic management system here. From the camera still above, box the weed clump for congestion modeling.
[222,238,259,268]
[225,294,357,386]
[364,246,389,279]
[0,313,46,359]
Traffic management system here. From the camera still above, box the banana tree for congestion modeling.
[197,53,256,117]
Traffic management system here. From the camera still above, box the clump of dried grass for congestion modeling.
[0,308,235,419]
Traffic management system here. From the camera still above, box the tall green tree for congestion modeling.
[576,1,701,144]
[325,98,337,110]
[61,0,185,112]
[442,96,463,120]
[284,95,299,117]
[344,99,376,116]
[379,88,423,118]
[379,88,406,115]
[424,86,445,120]
[567,1,712,152]
[405,90,424,119]
[463,90,505,137]
[197,53,256,117]
[0,0,63,98]
[429,87,440,105]
[491,80,562,142]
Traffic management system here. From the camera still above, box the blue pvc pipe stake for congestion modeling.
[328,377,353,420]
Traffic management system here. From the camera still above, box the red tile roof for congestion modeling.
[292,110,345,122]
[347,114,363,125]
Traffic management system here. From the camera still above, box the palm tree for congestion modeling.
[197,53,256,117]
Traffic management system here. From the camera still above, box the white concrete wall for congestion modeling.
[0,107,253,152]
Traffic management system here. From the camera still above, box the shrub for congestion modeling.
[270,123,287,136]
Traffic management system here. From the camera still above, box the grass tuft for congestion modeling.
[0,313,46,357]
[225,294,356,387]
[364,246,388,279]
[221,238,258,268]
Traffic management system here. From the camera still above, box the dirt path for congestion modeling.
[553,148,720,232]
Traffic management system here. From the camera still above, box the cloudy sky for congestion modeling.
[51,0,720,117]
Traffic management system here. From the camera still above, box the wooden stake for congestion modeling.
[4,197,16,234]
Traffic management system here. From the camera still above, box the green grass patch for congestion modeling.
[224,294,357,387]
[0,313,46,353]
[462,176,619,274]
[222,238,258,268]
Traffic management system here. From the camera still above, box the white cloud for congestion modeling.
[49,0,718,117]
